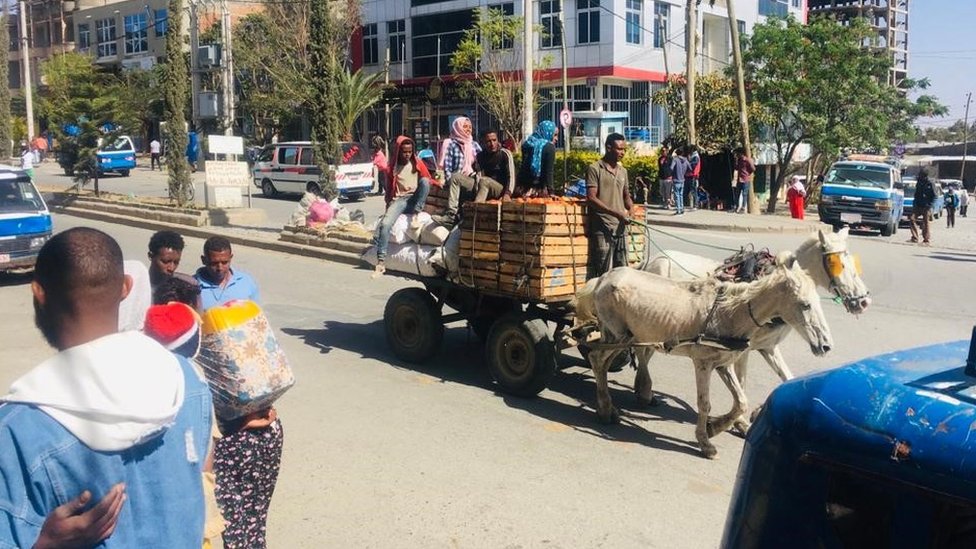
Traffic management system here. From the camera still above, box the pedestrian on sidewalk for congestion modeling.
[909,169,934,245]
[150,138,162,171]
[734,147,755,213]
[657,145,673,208]
[687,145,701,210]
[959,187,969,217]
[786,175,807,220]
[370,135,388,196]
[670,146,691,215]
[20,145,34,181]
[946,186,958,228]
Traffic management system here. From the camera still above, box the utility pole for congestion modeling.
[559,8,569,184]
[686,0,697,145]
[189,0,200,136]
[18,0,33,141]
[658,13,670,77]
[521,0,534,141]
[221,0,235,136]
[726,0,755,213]
[962,92,972,186]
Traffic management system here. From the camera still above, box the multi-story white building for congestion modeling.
[355,0,806,147]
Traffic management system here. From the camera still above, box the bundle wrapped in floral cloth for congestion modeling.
[197,300,295,421]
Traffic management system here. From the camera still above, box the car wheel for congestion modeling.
[261,179,277,198]
[880,221,894,237]
[119,170,130,177]
[306,182,321,195]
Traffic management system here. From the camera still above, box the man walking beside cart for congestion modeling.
[585,133,636,280]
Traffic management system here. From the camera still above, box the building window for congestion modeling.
[362,23,378,65]
[626,0,642,45]
[653,2,668,48]
[77,23,90,51]
[8,60,19,89]
[576,0,600,45]
[8,23,17,52]
[540,0,562,49]
[388,19,405,63]
[96,18,117,58]
[488,3,514,50]
[571,84,593,111]
[154,9,168,37]
[792,0,801,7]
[124,14,148,55]
[758,0,789,18]
[412,10,473,78]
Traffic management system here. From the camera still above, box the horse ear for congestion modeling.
[818,229,828,247]
[776,251,797,269]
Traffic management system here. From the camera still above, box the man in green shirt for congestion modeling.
[585,133,635,280]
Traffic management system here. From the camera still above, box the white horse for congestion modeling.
[574,260,832,459]
[643,228,866,419]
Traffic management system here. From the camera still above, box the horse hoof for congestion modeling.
[635,395,660,408]
[700,445,718,459]
[597,408,621,425]
[731,420,751,438]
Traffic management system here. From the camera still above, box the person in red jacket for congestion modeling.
[373,136,437,277]
[786,175,807,220]
[687,144,702,210]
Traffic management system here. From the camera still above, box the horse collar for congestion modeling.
[747,301,764,328]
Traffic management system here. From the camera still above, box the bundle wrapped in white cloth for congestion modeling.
[362,242,443,277]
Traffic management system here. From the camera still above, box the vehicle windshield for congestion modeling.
[101,138,132,152]
[826,164,892,189]
[0,179,45,213]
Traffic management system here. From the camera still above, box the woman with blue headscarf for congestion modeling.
[516,120,558,198]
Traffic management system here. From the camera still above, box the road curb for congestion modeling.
[55,206,366,267]
[644,216,825,234]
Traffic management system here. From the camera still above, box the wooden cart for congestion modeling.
[383,199,646,397]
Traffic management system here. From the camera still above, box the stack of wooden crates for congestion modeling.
[456,201,645,301]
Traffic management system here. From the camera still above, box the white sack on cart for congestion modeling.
[362,242,441,277]
[436,226,462,274]
[420,223,450,246]
[388,211,433,244]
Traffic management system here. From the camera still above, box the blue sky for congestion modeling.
[910,0,975,128]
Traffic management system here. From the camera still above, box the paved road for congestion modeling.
[2,212,975,547]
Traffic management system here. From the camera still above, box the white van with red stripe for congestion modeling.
[251,141,374,200]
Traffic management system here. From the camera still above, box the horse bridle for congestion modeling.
[820,245,868,311]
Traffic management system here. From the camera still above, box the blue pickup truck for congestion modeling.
[722,333,976,548]
[817,160,905,237]
[0,169,52,273]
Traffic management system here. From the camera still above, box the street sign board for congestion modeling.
[559,108,573,129]
[207,134,244,156]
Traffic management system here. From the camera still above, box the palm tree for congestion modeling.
[336,69,385,141]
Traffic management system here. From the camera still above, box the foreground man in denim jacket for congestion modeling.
[0,227,213,548]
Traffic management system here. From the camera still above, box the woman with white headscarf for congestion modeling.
[786,175,807,220]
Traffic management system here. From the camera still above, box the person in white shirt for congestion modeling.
[150,139,162,171]
[20,146,34,180]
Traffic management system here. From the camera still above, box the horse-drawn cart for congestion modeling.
[383,272,579,397]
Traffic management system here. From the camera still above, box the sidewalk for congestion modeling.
[643,202,827,234]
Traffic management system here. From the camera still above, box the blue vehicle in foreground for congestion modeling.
[0,169,52,273]
[722,332,976,548]
[96,135,137,177]
[818,160,905,237]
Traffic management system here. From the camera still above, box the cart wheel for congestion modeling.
[384,288,444,363]
[486,314,556,397]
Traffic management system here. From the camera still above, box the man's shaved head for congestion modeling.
[33,227,126,348]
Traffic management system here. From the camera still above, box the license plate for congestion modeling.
[0,253,9,263]
[840,213,861,223]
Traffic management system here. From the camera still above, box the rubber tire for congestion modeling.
[486,314,556,397]
[306,182,321,195]
[384,288,443,363]
[261,179,277,198]
[880,221,894,237]
[119,170,130,177]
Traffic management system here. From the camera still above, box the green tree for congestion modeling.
[741,16,947,212]
[0,13,10,159]
[653,73,765,154]
[337,68,384,140]
[308,0,344,199]
[162,0,192,205]
[451,7,549,143]
[39,53,135,187]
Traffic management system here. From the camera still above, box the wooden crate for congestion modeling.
[495,263,587,299]
[458,258,499,290]
[460,202,503,232]
[423,185,450,215]
[459,226,500,261]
